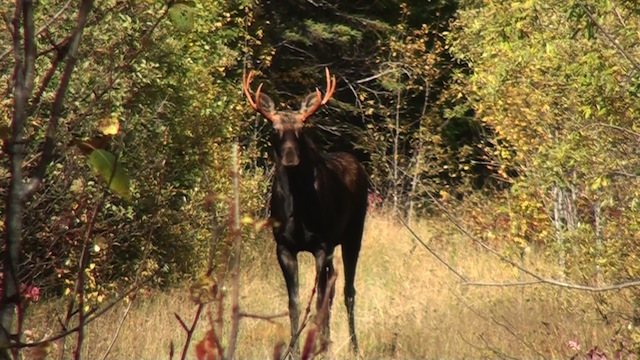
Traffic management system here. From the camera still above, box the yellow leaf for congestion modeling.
[97,116,120,135]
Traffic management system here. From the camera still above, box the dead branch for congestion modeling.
[423,189,640,292]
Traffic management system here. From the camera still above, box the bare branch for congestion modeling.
[610,0,627,27]
[22,0,36,96]
[28,52,63,113]
[425,190,640,292]
[174,313,189,332]
[354,69,398,84]
[71,178,115,359]
[464,279,640,292]
[25,0,94,198]
[595,123,640,138]
[488,315,547,359]
[281,277,319,360]
[100,296,134,360]
[394,214,468,282]
[239,311,288,325]
[577,1,640,72]
[177,304,205,360]
[0,0,73,61]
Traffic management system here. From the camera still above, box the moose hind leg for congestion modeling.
[277,245,300,355]
[342,240,361,354]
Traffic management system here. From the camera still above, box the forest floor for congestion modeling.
[26,211,629,359]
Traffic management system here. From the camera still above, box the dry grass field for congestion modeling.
[25,211,630,359]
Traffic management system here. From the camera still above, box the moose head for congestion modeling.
[242,68,337,166]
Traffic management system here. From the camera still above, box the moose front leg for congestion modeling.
[277,244,300,356]
[314,249,336,340]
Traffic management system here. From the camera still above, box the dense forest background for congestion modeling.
[1,0,640,358]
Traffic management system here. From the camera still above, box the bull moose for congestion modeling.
[243,68,368,355]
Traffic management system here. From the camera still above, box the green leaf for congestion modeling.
[168,3,195,32]
[88,150,132,200]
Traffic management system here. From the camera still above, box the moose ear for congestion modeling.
[299,92,320,115]
[258,93,276,115]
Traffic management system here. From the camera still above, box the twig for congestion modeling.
[341,78,365,123]
[354,69,399,84]
[73,190,106,360]
[302,274,336,360]
[28,51,63,114]
[100,299,134,360]
[478,334,517,360]
[177,304,205,360]
[456,330,487,354]
[281,279,319,360]
[174,313,188,332]
[610,0,626,27]
[489,314,547,359]
[576,1,640,72]
[394,212,468,282]
[239,311,288,325]
[593,123,640,138]
[65,153,116,359]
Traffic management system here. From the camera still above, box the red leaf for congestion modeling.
[195,330,218,360]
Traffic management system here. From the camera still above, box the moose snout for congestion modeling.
[281,143,300,166]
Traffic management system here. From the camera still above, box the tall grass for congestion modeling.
[25,211,629,359]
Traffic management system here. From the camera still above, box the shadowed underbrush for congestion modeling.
[25,211,630,359]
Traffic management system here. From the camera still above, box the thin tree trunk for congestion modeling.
[1,3,33,356]
[2,2,94,358]
[392,89,401,210]
[226,143,242,360]
[593,200,603,285]
[552,182,578,278]
[407,80,429,224]
[552,185,566,277]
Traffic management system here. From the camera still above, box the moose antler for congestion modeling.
[243,68,337,123]
[243,69,278,123]
[299,67,337,121]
